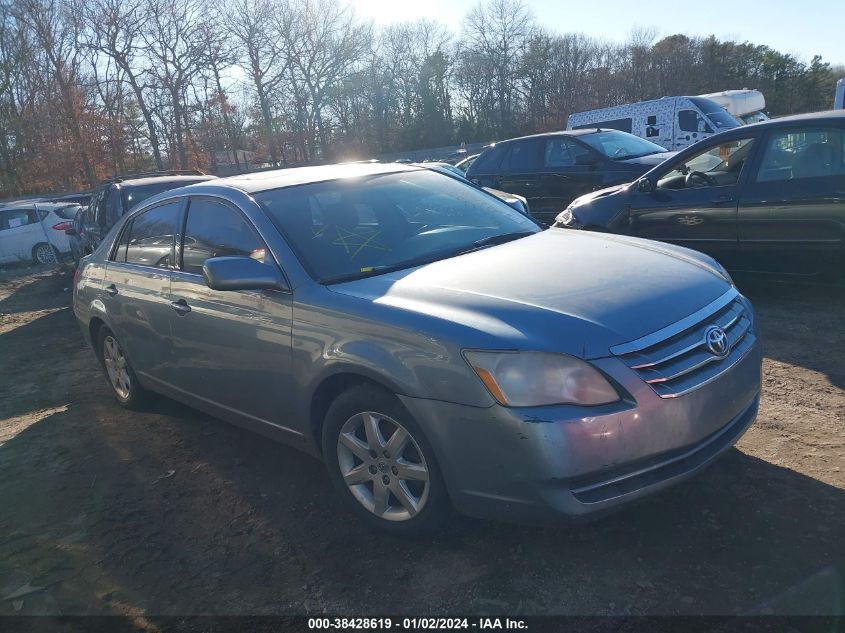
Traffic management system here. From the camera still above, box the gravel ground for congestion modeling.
[0,266,842,619]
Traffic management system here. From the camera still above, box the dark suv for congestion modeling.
[554,111,845,279]
[465,129,675,224]
[81,171,217,256]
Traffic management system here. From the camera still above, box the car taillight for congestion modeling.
[53,221,73,231]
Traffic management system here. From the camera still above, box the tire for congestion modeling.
[32,243,59,265]
[322,384,452,535]
[97,327,150,409]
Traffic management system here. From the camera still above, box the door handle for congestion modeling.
[105,284,118,296]
[710,195,735,204]
[170,299,191,315]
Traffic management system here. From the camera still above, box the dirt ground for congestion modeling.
[0,265,842,618]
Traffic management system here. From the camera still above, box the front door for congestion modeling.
[535,137,605,224]
[738,125,845,275]
[166,197,294,430]
[628,136,757,267]
[101,199,182,381]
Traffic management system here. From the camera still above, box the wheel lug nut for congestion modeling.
[391,466,398,475]
[369,450,378,458]
[382,475,390,485]
[369,465,377,475]
[383,451,389,458]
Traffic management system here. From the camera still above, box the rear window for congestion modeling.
[50,204,81,220]
[121,179,206,212]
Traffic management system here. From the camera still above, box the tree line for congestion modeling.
[1,0,842,197]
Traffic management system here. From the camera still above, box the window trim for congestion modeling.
[108,197,185,269]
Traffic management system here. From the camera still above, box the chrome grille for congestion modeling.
[610,289,755,398]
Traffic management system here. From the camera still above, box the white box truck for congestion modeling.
[699,89,768,124]
[566,96,741,151]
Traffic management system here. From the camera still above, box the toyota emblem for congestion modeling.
[704,325,729,357]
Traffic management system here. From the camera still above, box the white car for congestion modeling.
[0,202,78,265]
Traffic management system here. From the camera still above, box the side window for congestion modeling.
[646,114,660,138]
[501,139,542,171]
[657,138,754,190]
[544,138,594,168]
[756,128,845,183]
[112,219,133,262]
[0,209,33,230]
[469,146,505,174]
[124,201,180,268]
[181,199,266,276]
[678,110,713,134]
[105,186,122,228]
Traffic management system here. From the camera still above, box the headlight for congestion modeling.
[464,351,620,407]
[555,207,574,225]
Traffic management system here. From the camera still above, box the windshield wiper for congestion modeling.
[455,231,536,255]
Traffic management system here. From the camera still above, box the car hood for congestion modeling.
[329,229,731,359]
[616,151,677,167]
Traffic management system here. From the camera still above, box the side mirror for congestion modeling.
[202,256,288,292]
[636,178,654,193]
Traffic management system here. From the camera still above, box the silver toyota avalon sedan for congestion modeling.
[73,163,762,534]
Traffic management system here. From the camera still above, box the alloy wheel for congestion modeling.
[102,335,131,400]
[35,244,56,265]
[336,412,430,522]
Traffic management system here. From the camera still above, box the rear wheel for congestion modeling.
[97,328,149,409]
[322,384,451,535]
[32,243,59,265]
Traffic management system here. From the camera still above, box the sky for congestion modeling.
[344,0,845,68]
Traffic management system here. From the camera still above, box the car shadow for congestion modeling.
[0,269,72,316]
[0,396,841,616]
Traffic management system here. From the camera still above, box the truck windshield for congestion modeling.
[577,130,666,160]
[689,97,741,130]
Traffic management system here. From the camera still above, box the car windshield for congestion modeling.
[577,130,666,160]
[689,97,741,130]
[255,170,540,283]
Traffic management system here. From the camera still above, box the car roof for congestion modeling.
[119,174,217,188]
[487,128,617,147]
[215,162,420,194]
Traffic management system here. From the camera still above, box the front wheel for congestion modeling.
[322,384,452,535]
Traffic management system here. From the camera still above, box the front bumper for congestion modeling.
[399,335,761,523]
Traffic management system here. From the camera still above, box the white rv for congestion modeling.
[835,78,845,110]
[699,89,768,124]
[566,96,741,151]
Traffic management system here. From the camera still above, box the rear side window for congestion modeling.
[123,201,181,268]
[756,128,845,182]
[0,209,34,230]
[500,139,542,170]
[180,198,266,275]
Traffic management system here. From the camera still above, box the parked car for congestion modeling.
[567,96,741,151]
[81,170,217,255]
[415,162,532,217]
[0,202,81,264]
[74,162,761,533]
[454,153,479,172]
[555,111,845,279]
[465,129,676,225]
[66,205,87,264]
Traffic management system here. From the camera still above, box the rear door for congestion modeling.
[486,138,546,219]
[166,196,294,429]
[101,199,181,382]
[738,125,845,275]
